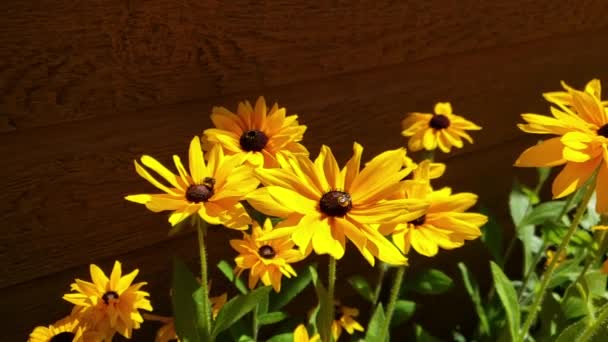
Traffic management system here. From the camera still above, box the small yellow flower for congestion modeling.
[125,137,259,228]
[402,102,481,153]
[545,249,566,269]
[246,143,428,266]
[515,79,608,214]
[28,315,86,342]
[62,261,152,340]
[210,292,228,318]
[380,161,487,257]
[332,303,364,341]
[203,96,308,168]
[230,219,304,292]
[293,324,320,342]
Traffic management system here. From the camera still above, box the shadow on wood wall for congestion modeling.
[1,1,607,340]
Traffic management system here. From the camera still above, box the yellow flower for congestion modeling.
[125,137,259,228]
[544,249,566,269]
[332,303,364,341]
[230,219,304,292]
[293,324,320,342]
[246,143,428,265]
[203,96,308,168]
[62,261,152,340]
[380,161,487,257]
[29,316,86,342]
[402,102,482,153]
[210,292,228,318]
[515,79,608,214]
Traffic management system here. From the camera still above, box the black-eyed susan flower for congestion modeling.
[379,161,487,257]
[515,79,608,214]
[63,261,152,340]
[246,143,428,265]
[125,137,259,229]
[332,303,364,341]
[29,316,86,342]
[402,102,481,153]
[203,96,308,168]
[230,219,304,292]
[294,324,320,342]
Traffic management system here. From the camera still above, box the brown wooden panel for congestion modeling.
[2,27,607,289]
[1,0,607,131]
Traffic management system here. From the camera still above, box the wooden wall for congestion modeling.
[2,1,608,340]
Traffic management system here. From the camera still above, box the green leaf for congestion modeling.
[517,224,543,272]
[364,303,386,342]
[348,275,375,303]
[555,319,586,342]
[458,262,490,337]
[217,260,248,295]
[509,181,530,226]
[391,300,416,327]
[211,286,272,338]
[522,185,541,205]
[269,266,312,311]
[408,269,453,295]
[490,261,520,341]
[310,266,332,342]
[267,333,294,342]
[171,258,205,342]
[537,167,551,190]
[520,200,566,226]
[414,324,442,342]
[538,292,567,340]
[258,311,289,326]
[480,207,504,265]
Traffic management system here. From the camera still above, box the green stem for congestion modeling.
[578,303,608,342]
[518,183,596,341]
[252,304,259,341]
[379,266,406,342]
[196,218,213,341]
[327,256,337,342]
[517,242,548,300]
[373,262,387,305]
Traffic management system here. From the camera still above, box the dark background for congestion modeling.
[2,1,608,340]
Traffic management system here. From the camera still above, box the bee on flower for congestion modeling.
[202,96,308,168]
[401,102,482,153]
[125,138,259,229]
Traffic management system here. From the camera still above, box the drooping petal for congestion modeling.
[596,164,608,214]
[552,158,601,198]
[515,137,566,167]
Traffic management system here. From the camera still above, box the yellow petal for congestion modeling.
[117,269,139,294]
[359,223,407,265]
[134,160,181,196]
[266,186,318,215]
[173,155,193,186]
[90,264,109,290]
[515,137,566,167]
[141,155,184,191]
[344,143,363,191]
[253,96,267,130]
[350,148,405,201]
[246,188,294,217]
[596,164,608,214]
[422,128,437,150]
[294,325,310,342]
[188,137,207,184]
[408,129,425,152]
[571,89,605,127]
[125,194,187,213]
[561,131,592,150]
[434,102,452,115]
[168,205,198,226]
[210,109,245,133]
[410,228,439,257]
[552,158,601,198]
[310,218,344,259]
[319,145,342,190]
[563,147,591,162]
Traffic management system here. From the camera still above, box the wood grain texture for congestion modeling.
[1,0,607,131]
[2,27,607,290]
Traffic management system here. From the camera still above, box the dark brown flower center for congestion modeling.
[185,177,215,203]
[598,124,608,138]
[429,114,450,129]
[102,291,119,304]
[50,332,76,342]
[240,130,268,152]
[408,214,426,226]
[334,304,343,320]
[258,245,276,259]
[319,191,352,217]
